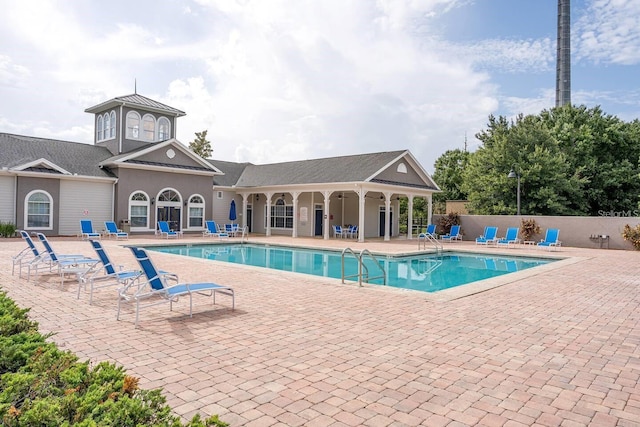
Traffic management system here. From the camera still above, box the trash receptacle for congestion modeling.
[120,219,131,233]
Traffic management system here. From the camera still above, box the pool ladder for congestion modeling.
[341,248,386,287]
[418,232,443,254]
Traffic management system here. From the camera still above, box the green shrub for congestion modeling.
[0,291,228,426]
[0,222,17,238]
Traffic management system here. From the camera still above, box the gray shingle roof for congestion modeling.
[0,133,115,178]
[84,93,186,117]
[208,159,252,187]
[234,150,408,186]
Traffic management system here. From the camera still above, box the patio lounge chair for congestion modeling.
[80,219,102,240]
[441,225,462,242]
[15,230,86,278]
[538,228,561,251]
[419,224,437,238]
[79,240,143,304]
[35,233,100,286]
[476,226,499,245]
[118,246,235,328]
[497,227,520,248]
[104,221,128,240]
[203,220,229,238]
[158,221,183,239]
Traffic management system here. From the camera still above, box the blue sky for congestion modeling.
[1,0,638,172]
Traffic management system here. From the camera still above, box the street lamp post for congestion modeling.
[508,165,521,216]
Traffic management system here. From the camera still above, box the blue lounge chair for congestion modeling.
[497,227,520,248]
[158,221,182,239]
[79,240,143,304]
[119,247,235,328]
[441,225,462,242]
[104,221,128,240]
[420,224,436,238]
[476,226,498,245]
[34,233,100,286]
[538,228,561,251]
[13,230,41,276]
[203,220,229,238]
[80,219,101,240]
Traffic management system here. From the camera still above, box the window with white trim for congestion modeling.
[25,190,53,230]
[269,198,293,229]
[126,111,141,139]
[158,117,170,141]
[97,115,104,141]
[109,111,116,138]
[143,114,155,141]
[188,195,204,228]
[129,192,149,228]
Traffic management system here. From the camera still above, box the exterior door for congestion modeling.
[314,205,323,236]
[158,207,181,231]
[379,209,393,237]
[247,204,253,232]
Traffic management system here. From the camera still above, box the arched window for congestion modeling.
[109,111,116,138]
[158,189,180,203]
[270,197,293,229]
[397,163,407,173]
[158,117,170,141]
[25,190,53,230]
[129,191,149,229]
[187,195,204,228]
[142,114,156,141]
[103,112,111,140]
[126,111,141,139]
[96,115,104,141]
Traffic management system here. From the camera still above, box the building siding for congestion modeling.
[59,180,114,235]
[0,176,16,223]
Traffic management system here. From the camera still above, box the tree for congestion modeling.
[431,149,470,213]
[189,130,212,159]
[462,114,587,215]
[540,105,640,215]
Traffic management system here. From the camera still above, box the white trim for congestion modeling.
[24,189,53,231]
[129,190,151,231]
[12,158,71,175]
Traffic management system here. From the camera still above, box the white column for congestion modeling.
[427,194,433,226]
[292,191,299,238]
[384,192,392,241]
[241,194,249,230]
[323,190,332,240]
[407,195,414,240]
[357,187,366,242]
[265,192,273,236]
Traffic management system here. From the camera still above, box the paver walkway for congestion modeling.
[1,235,639,426]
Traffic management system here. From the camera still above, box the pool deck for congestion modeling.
[1,235,639,426]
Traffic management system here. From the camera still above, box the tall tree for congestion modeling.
[431,149,471,213]
[462,114,587,215]
[189,130,212,159]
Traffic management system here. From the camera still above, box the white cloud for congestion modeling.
[575,0,640,65]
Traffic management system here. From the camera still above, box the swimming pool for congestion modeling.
[146,243,554,293]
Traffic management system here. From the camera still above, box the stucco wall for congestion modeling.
[432,214,640,250]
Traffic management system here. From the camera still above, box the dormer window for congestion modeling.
[158,117,170,141]
[96,110,116,142]
[143,114,155,141]
[126,111,140,139]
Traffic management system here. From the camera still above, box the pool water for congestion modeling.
[147,243,554,293]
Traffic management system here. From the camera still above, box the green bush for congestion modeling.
[0,222,17,238]
[0,291,228,426]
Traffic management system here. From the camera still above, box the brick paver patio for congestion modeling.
[1,235,639,426]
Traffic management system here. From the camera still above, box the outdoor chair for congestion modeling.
[476,226,499,245]
[333,225,345,238]
[80,219,102,240]
[34,233,100,286]
[538,228,561,251]
[497,227,520,248]
[203,220,229,238]
[158,221,183,239]
[118,247,235,328]
[441,225,462,242]
[79,240,143,304]
[104,221,128,240]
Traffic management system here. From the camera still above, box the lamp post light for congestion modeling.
[508,165,521,216]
